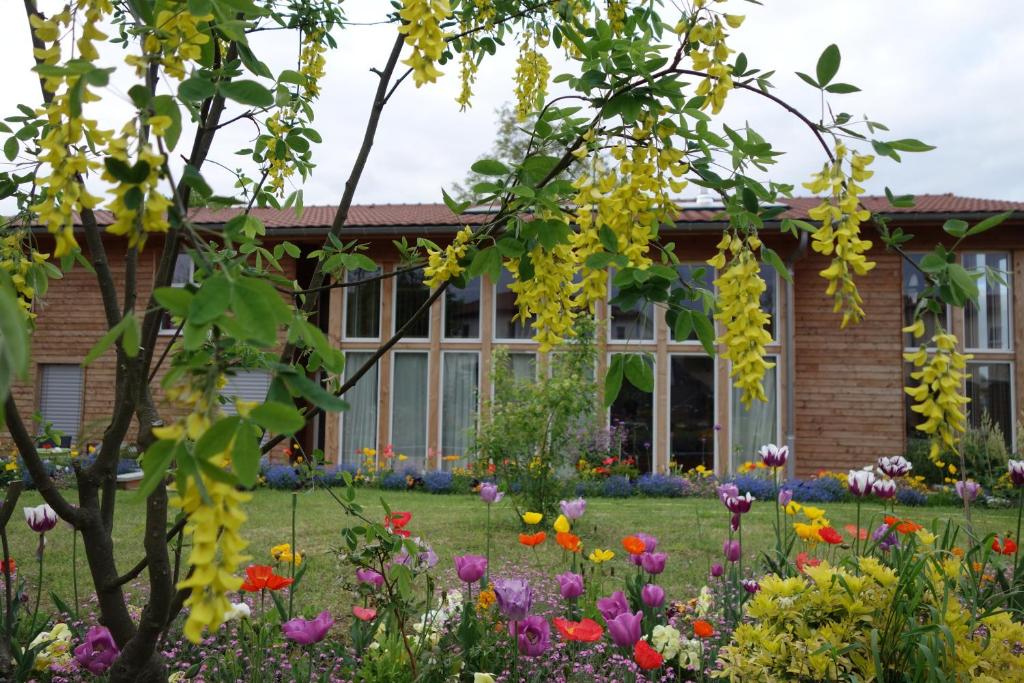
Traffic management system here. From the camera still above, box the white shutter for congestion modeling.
[38,364,83,440]
[221,370,271,415]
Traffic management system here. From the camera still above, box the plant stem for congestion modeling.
[1015,489,1023,576]
[31,534,44,631]
[855,501,861,558]
[289,492,297,619]
[71,528,79,618]
[485,503,491,586]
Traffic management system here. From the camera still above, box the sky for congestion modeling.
[2,0,1022,209]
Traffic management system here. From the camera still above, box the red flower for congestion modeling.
[993,536,1018,555]
[693,619,714,639]
[556,532,581,553]
[519,532,546,547]
[352,606,377,621]
[0,558,14,576]
[843,524,868,541]
[240,565,293,592]
[796,551,821,574]
[818,526,843,545]
[634,639,664,670]
[622,536,646,555]
[385,512,412,537]
[884,515,922,535]
[552,617,603,642]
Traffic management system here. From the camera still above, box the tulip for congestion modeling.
[73,626,119,675]
[224,602,251,621]
[634,639,664,670]
[872,478,897,499]
[493,578,532,621]
[872,523,899,552]
[741,579,760,594]
[479,483,504,503]
[23,504,57,534]
[352,606,377,622]
[641,583,665,608]
[640,551,667,575]
[559,497,587,520]
[553,514,571,534]
[511,614,550,657]
[1009,460,1024,488]
[717,483,739,507]
[847,469,876,497]
[723,539,741,563]
[758,443,789,468]
[956,479,982,502]
[556,572,584,600]
[521,512,543,525]
[777,488,793,508]
[710,563,724,578]
[630,532,659,565]
[596,590,629,622]
[356,568,384,588]
[724,492,754,514]
[454,555,487,585]
[606,610,643,647]
[282,610,334,644]
[878,455,913,478]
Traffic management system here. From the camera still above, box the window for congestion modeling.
[609,274,654,341]
[506,352,537,381]
[967,361,1013,447]
[903,254,949,347]
[441,352,479,469]
[760,262,779,341]
[609,354,654,472]
[344,270,381,339]
[494,270,534,340]
[221,370,271,415]
[666,264,714,342]
[730,360,778,472]
[391,352,429,471]
[160,253,194,333]
[38,364,83,445]
[669,355,715,470]
[340,352,378,465]
[444,279,481,339]
[964,252,1011,350]
[393,269,430,338]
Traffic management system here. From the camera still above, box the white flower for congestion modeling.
[847,468,876,497]
[224,602,251,621]
[28,622,71,671]
[695,585,714,617]
[474,675,496,683]
[679,636,704,670]
[651,625,682,661]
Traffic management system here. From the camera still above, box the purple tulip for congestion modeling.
[725,492,754,515]
[847,469,876,497]
[710,563,724,578]
[73,626,119,675]
[730,512,741,532]
[872,479,897,500]
[758,443,789,468]
[556,572,584,600]
[606,610,643,647]
[282,610,334,645]
[878,456,913,478]
[479,482,504,504]
[493,578,532,621]
[630,532,659,565]
[454,555,487,585]
[741,579,760,594]
[717,483,739,507]
[641,583,665,608]
[1009,460,1024,488]
[956,479,982,503]
[777,488,793,508]
[356,568,384,588]
[559,497,587,520]
[511,614,550,657]
[597,590,629,622]
[723,539,741,563]
[872,523,899,552]
[640,551,667,575]
[24,504,57,534]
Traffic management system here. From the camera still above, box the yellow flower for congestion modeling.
[443,454,461,462]
[397,0,451,87]
[589,548,615,564]
[29,622,72,671]
[553,514,571,534]
[916,529,937,545]
[474,674,496,683]
[513,30,550,121]
[271,543,303,566]
[362,447,377,457]
[522,512,543,525]
[398,454,408,461]
[4,462,18,472]
[476,586,496,611]
[793,522,821,543]
[423,226,473,288]
[904,333,972,464]
[802,506,826,521]
[784,501,802,515]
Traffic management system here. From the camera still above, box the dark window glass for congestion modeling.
[610,275,654,341]
[345,270,381,339]
[666,264,714,342]
[609,355,654,472]
[760,262,778,341]
[903,254,949,347]
[394,269,430,338]
[670,355,715,470]
[160,254,193,332]
[495,270,534,339]
[967,361,1013,448]
[444,279,481,338]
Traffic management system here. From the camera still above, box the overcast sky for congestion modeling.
[2,1,1022,208]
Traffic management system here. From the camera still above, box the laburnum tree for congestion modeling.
[0,0,1010,679]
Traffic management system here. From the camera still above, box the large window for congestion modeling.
[221,370,271,415]
[609,274,655,342]
[494,270,533,340]
[730,360,778,472]
[964,252,1011,350]
[344,270,381,339]
[441,352,479,469]
[38,364,83,445]
[760,262,779,341]
[160,253,194,333]
[340,352,378,464]
[967,361,1013,447]
[393,269,430,338]
[666,264,714,342]
[669,355,715,470]
[391,352,429,471]
[609,354,654,472]
[903,254,949,347]
[444,280,481,339]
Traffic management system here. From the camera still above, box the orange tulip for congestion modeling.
[622,536,646,555]
[519,531,546,547]
[556,532,581,552]
[693,619,714,638]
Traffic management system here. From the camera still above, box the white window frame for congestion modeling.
[391,266,431,339]
[437,350,481,469]
[342,270,382,342]
[963,251,1013,353]
[441,280,482,343]
[389,350,431,468]
[159,254,195,334]
[725,353,782,476]
[666,351,718,473]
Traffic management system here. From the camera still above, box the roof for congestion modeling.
[79,193,1023,233]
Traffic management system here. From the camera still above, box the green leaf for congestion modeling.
[83,315,132,365]
[250,401,305,435]
[189,274,232,325]
[136,439,179,500]
[194,416,240,460]
[281,371,350,412]
[179,76,217,102]
[153,287,193,316]
[885,138,936,153]
[468,247,501,281]
[232,420,261,487]
[946,263,979,305]
[815,44,841,87]
[121,313,140,357]
[760,246,792,283]
[231,276,289,345]
[672,308,693,341]
[598,225,619,253]
[941,219,968,238]
[470,159,510,176]
[966,210,1013,237]
[0,278,29,399]
[219,80,274,107]
[795,71,819,89]
[151,95,182,150]
[824,82,860,94]
[692,313,716,356]
[103,158,151,184]
[624,354,654,392]
[3,138,18,162]
[603,355,624,408]
[741,187,758,213]
[182,165,213,198]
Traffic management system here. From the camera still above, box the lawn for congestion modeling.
[7,488,1018,618]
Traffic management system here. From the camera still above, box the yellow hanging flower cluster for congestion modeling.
[688,11,741,114]
[262,112,297,198]
[76,0,112,61]
[505,237,580,351]
[455,27,479,110]
[0,233,49,321]
[709,232,774,406]
[904,329,972,465]
[398,0,452,87]
[804,143,876,328]
[298,30,328,99]
[129,1,213,80]
[513,30,551,121]
[607,0,627,35]
[423,226,473,288]
[471,0,497,28]
[102,124,171,249]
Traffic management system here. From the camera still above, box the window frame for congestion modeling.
[441,279,482,343]
[605,351,658,472]
[963,251,1013,353]
[438,350,481,469]
[37,363,85,444]
[389,349,431,470]
[666,351,718,473]
[493,271,535,342]
[391,266,431,339]
[338,350,380,465]
[965,359,1016,451]
[342,269,383,342]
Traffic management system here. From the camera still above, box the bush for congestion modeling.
[423,471,454,494]
[264,465,300,490]
[635,473,690,497]
[314,465,357,488]
[895,486,928,507]
[380,471,409,490]
[784,476,847,503]
[602,475,633,498]
[727,475,777,500]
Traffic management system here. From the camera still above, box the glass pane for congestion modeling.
[666,264,714,342]
[967,361,1012,448]
[391,353,428,471]
[903,254,949,347]
[495,270,534,339]
[394,269,430,338]
[609,355,654,472]
[964,253,1011,350]
[670,356,715,470]
[345,270,381,339]
[730,362,778,472]
[760,262,778,341]
[442,353,479,469]
[508,353,536,381]
[444,280,481,338]
[171,253,193,285]
[341,352,378,465]
[610,275,654,341]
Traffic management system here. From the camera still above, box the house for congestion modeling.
[8,193,1024,478]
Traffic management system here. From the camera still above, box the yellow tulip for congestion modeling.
[522,512,543,525]
[553,514,570,534]
[589,548,615,564]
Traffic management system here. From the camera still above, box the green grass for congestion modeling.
[7,489,1020,617]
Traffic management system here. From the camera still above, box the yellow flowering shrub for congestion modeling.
[0,232,51,321]
[398,0,452,87]
[513,30,551,121]
[423,226,474,288]
[904,330,972,464]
